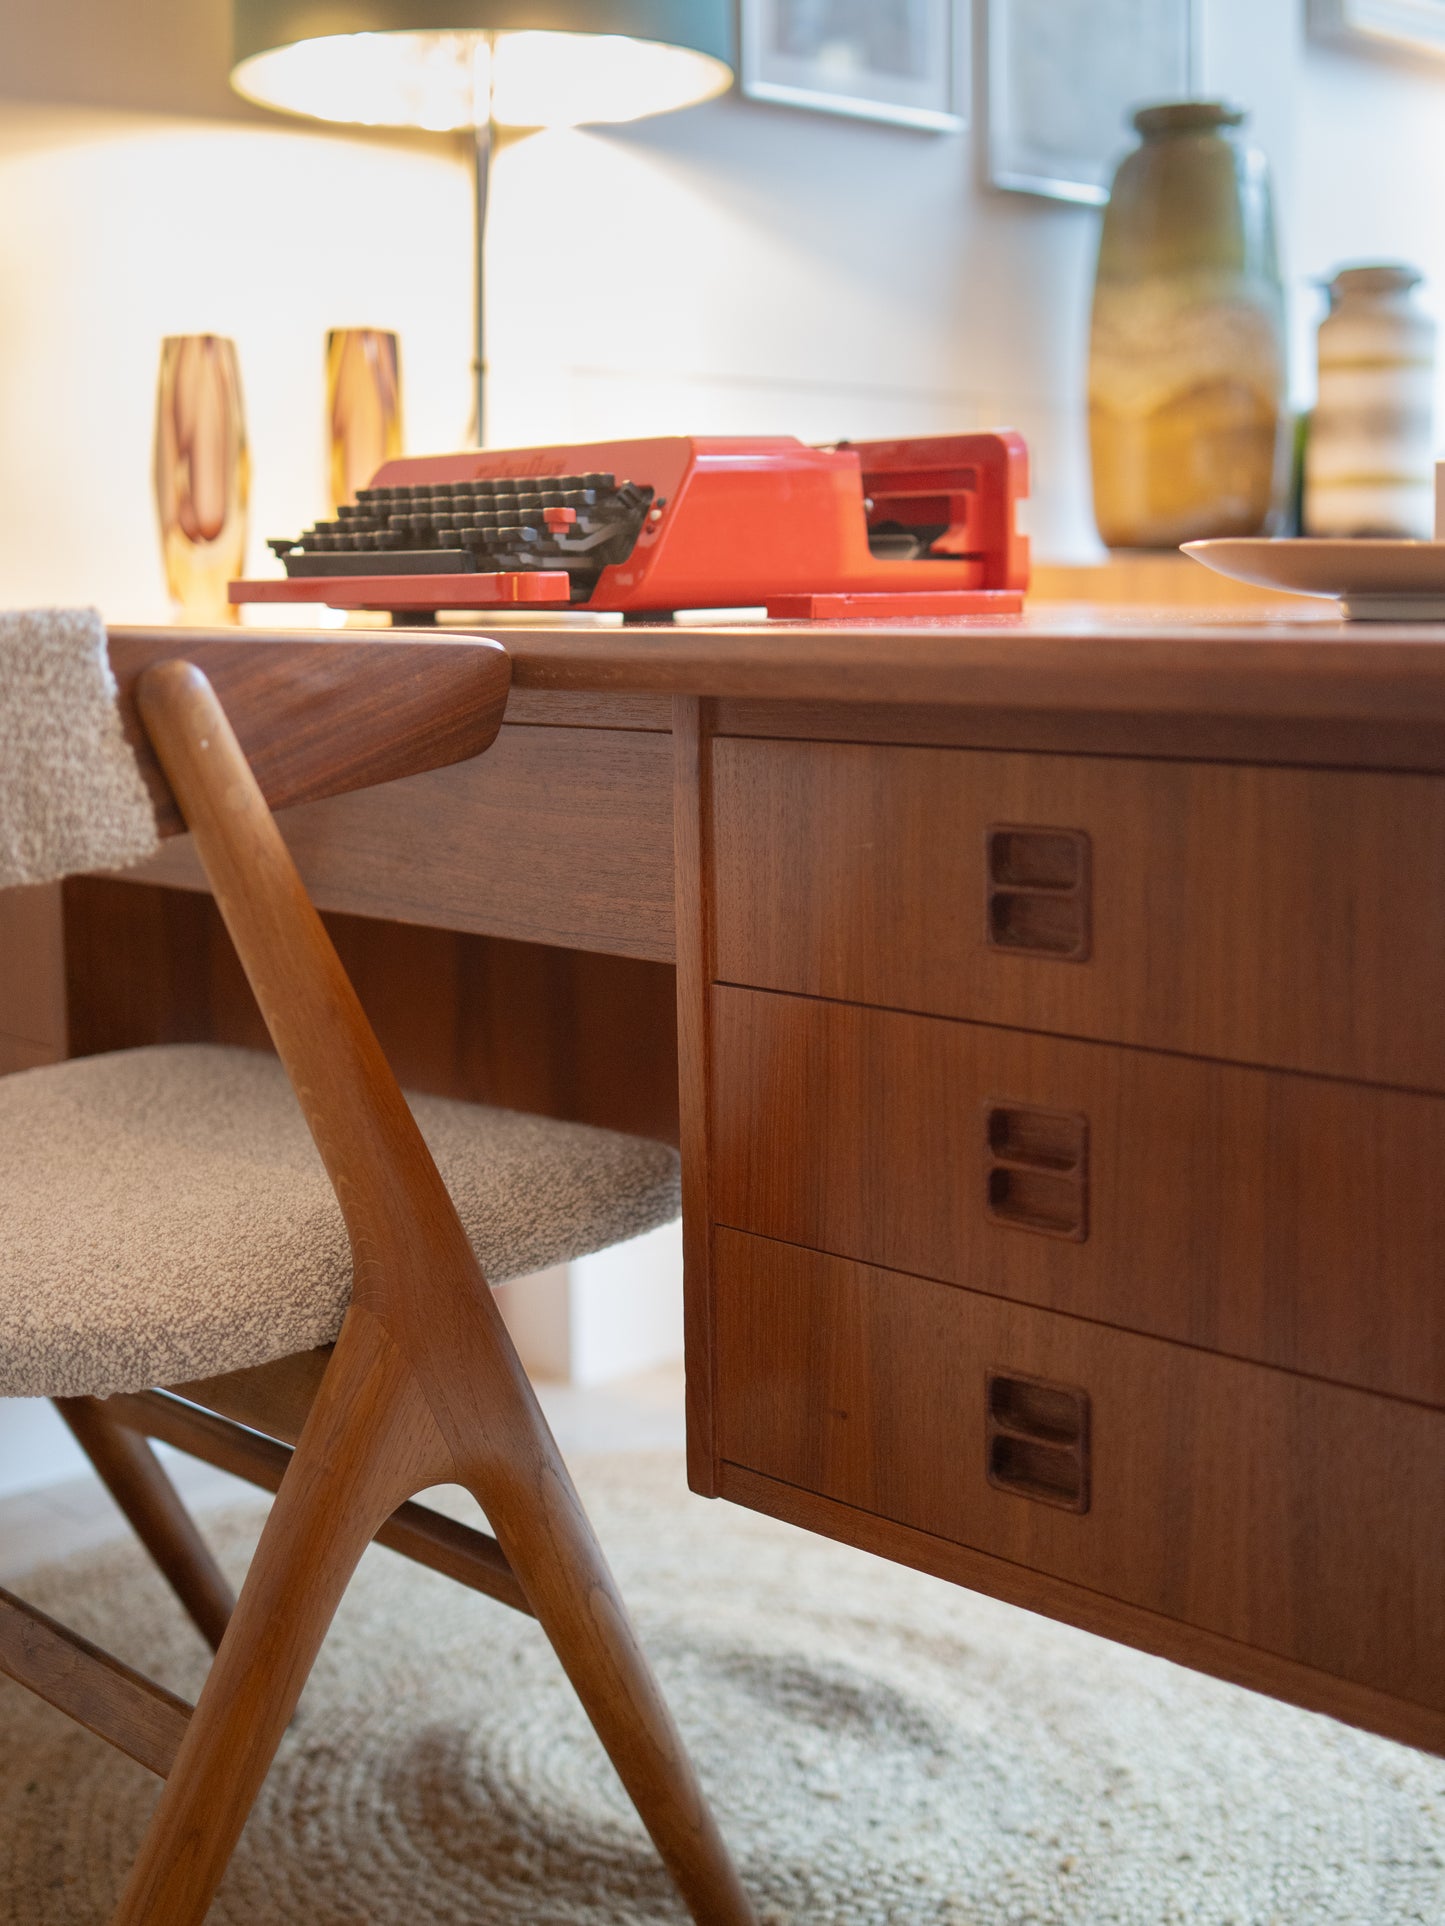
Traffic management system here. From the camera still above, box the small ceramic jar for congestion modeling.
[1304,264,1436,539]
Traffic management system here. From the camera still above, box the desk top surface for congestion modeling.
[490,608,1445,726]
[120,607,1445,732]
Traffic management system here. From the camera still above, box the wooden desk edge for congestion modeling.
[498,616,1445,734]
[717,1463,1445,1759]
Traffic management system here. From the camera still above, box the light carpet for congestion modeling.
[2,1454,1442,1924]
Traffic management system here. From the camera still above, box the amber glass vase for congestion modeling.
[1088,102,1286,549]
[153,335,250,624]
[326,328,403,513]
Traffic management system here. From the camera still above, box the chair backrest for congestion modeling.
[0,611,511,884]
[127,635,514,1319]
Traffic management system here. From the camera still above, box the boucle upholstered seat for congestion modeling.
[0,1043,680,1401]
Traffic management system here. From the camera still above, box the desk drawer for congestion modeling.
[710,738,1445,1090]
[710,986,1445,1407]
[714,1229,1445,1714]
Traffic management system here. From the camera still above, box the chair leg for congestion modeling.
[107,1308,451,1926]
[53,1395,235,1652]
[439,1315,758,1925]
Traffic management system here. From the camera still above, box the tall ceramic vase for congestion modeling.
[153,335,250,625]
[1088,102,1287,549]
[326,328,403,513]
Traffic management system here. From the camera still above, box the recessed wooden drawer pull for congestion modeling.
[985,825,1091,960]
[986,1371,1091,1513]
[985,1104,1088,1240]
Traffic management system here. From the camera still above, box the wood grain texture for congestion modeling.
[109,659,753,1926]
[106,628,510,838]
[501,688,672,731]
[711,738,1445,1091]
[63,880,680,1144]
[673,699,719,1496]
[0,1587,191,1778]
[716,1464,1445,1758]
[1029,552,1319,610]
[707,698,1445,774]
[712,1229,1445,1717]
[710,987,1445,1405]
[104,1386,533,1619]
[0,1034,60,1076]
[132,723,676,961]
[53,1396,235,1651]
[500,614,1445,742]
[0,882,64,1050]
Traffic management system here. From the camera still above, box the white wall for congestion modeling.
[1293,35,1445,424]
[0,100,473,618]
[495,1222,686,1386]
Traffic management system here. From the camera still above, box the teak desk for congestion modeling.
[5,610,1445,1760]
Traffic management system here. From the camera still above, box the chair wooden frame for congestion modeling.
[1,630,755,1925]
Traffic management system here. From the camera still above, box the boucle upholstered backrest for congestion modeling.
[0,609,162,888]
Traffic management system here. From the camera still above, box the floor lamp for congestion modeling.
[231,3,734,444]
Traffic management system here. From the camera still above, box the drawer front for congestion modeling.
[710,737,1445,1090]
[710,986,1445,1407]
[714,1228,1445,1713]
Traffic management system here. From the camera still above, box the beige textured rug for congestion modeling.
[2,1455,1443,1924]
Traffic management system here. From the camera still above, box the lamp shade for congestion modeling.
[232,1,734,129]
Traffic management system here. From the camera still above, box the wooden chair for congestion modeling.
[0,614,755,1926]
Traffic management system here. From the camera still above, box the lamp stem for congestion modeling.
[472,113,492,447]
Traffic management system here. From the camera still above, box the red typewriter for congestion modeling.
[231,431,1028,622]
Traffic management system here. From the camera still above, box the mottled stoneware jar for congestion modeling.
[1089,102,1287,549]
[1304,264,1436,538]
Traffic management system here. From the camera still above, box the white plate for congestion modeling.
[1183,538,1445,619]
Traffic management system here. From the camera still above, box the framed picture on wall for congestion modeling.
[986,0,1196,203]
[740,0,969,132]
[1309,0,1445,60]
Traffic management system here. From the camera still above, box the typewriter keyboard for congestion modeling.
[268,472,656,598]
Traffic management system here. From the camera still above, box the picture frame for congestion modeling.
[739,0,969,133]
[1308,0,1445,60]
[986,0,1197,204]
